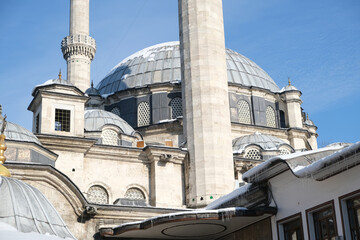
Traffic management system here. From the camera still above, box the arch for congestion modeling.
[237,100,251,124]
[137,102,150,127]
[279,148,291,155]
[244,148,262,160]
[124,187,146,200]
[87,185,109,204]
[266,106,276,128]
[170,97,182,119]
[111,107,121,116]
[101,128,119,146]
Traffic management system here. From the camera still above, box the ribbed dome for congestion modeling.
[0,119,41,145]
[84,109,135,135]
[0,177,75,239]
[97,41,280,95]
[232,132,289,153]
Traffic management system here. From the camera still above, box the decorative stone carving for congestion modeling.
[61,34,96,60]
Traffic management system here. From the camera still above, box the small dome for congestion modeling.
[85,82,101,96]
[97,41,280,95]
[281,84,298,92]
[304,119,315,126]
[0,176,75,239]
[84,109,135,135]
[233,132,289,153]
[0,119,41,145]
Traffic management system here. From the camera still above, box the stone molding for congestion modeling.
[61,34,96,60]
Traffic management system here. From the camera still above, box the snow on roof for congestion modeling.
[242,142,360,183]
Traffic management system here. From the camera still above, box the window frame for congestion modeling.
[306,200,338,240]
[137,101,151,127]
[277,212,304,240]
[170,97,182,119]
[266,105,277,128]
[339,189,360,240]
[87,185,109,205]
[237,99,252,124]
[54,108,71,132]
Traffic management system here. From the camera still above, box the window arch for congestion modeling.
[124,188,145,200]
[237,100,251,124]
[137,102,150,127]
[170,97,182,119]
[101,129,119,145]
[279,148,291,155]
[245,148,262,160]
[87,185,108,204]
[266,106,276,128]
[111,107,120,116]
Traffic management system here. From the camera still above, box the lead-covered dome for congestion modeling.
[0,176,75,239]
[0,119,41,145]
[84,109,135,136]
[97,42,280,95]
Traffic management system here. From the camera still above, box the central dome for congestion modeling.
[97,42,280,94]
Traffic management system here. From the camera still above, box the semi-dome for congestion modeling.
[0,119,41,145]
[0,176,75,239]
[97,41,280,95]
[84,109,135,135]
[233,132,290,153]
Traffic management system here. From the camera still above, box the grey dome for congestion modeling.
[97,41,280,95]
[233,132,289,153]
[0,119,41,145]
[84,109,135,135]
[304,119,315,126]
[0,176,75,239]
[85,82,101,96]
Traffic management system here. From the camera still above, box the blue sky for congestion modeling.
[0,0,359,146]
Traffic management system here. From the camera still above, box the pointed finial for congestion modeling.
[1,115,6,135]
[288,77,291,86]
[91,80,94,88]
[58,69,62,80]
[306,113,309,120]
[0,114,10,177]
[0,105,2,118]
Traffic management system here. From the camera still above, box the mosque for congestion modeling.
[1,0,359,239]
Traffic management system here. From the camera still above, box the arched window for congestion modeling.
[87,185,108,204]
[111,107,120,116]
[245,148,262,160]
[279,148,291,155]
[137,102,150,127]
[170,97,182,119]
[266,106,276,128]
[101,129,118,145]
[279,110,286,128]
[237,100,251,124]
[124,188,145,200]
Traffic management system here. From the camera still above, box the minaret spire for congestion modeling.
[61,0,96,92]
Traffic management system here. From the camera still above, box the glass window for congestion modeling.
[137,102,150,127]
[35,114,40,133]
[283,218,304,240]
[237,100,251,124]
[280,148,291,155]
[55,109,70,132]
[101,129,118,146]
[347,196,360,239]
[313,207,337,240]
[87,185,108,204]
[266,106,276,128]
[111,107,121,116]
[280,110,286,128]
[245,148,262,160]
[170,97,182,119]
[124,188,145,200]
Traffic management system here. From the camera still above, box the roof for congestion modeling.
[0,177,75,239]
[0,119,41,145]
[84,109,135,135]
[32,78,73,95]
[97,41,280,95]
[232,132,291,154]
[242,142,360,183]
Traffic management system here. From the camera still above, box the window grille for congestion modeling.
[35,114,40,133]
[137,102,150,127]
[237,100,251,124]
[279,148,291,155]
[124,188,145,200]
[55,109,70,132]
[266,106,276,128]
[111,107,121,116]
[245,149,262,160]
[87,185,108,204]
[171,97,182,119]
[101,129,118,146]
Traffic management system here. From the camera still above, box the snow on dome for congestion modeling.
[0,177,75,239]
[97,41,280,95]
[84,109,135,136]
[232,132,290,154]
[32,78,73,95]
[0,119,41,145]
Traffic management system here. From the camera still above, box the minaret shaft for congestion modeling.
[62,0,96,92]
[179,0,234,207]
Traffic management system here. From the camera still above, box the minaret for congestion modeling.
[61,0,96,92]
[179,0,234,207]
